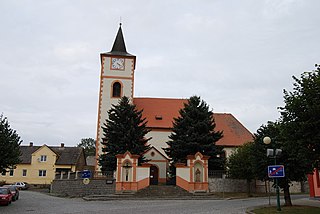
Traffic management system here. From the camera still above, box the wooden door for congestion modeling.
[150,165,159,185]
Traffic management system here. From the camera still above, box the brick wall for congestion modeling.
[51,179,115,197]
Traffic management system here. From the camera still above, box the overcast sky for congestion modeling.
[0,0,319,147]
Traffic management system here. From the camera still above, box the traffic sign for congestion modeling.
[83,178,90,185]
[268,165,285,178]
[81,170,92,178]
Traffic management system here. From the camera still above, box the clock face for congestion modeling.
[111,57,125,70]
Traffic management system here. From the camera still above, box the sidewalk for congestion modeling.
[293,197,320,207]
[246,196,320,213]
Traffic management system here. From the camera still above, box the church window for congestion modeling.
[112,82,122,97]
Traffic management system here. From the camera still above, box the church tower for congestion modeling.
[95,24,136,169]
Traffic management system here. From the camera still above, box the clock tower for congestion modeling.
[95,24,136,169]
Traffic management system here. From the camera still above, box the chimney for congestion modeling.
[60,143,65,148]
[29,142,33,147]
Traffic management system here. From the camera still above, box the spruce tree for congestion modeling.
[0,114,22,174]
[99,96,151,171]
[164,96,224,170]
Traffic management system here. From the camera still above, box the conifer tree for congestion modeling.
[0,114,22,174]
[164,96,224,170]
[99,96,151,171]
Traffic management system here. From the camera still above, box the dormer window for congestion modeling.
[155,115,162,120]
[40,155,47,162]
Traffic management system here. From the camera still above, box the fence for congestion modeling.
[208,170,229,178]
[54,171,114,180]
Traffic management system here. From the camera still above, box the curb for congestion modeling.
[82,195,223,201]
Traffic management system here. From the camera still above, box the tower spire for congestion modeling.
[110,23,127,53]
[103,23,134,57]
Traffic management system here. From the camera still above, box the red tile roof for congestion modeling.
[133,97,253,147]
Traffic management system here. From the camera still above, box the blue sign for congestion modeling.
[268,165,285,178]
[81,170,92,178]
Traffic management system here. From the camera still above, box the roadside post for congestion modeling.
[268,165,285,211]
[81,170,92,185]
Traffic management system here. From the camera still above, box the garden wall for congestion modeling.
[208,178,308,194]
[51,179,115,197]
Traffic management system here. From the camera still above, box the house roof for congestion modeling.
[51,147,83,165]
[19,145,84,165]
[133,97,253,146]
[20,146,41,164]
[144,146,169,160]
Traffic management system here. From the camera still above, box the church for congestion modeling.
[95,24,253,185]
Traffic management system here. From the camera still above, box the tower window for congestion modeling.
[112,82,122,97]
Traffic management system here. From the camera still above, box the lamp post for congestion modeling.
[263,136,282,212]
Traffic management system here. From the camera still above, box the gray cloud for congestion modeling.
[0,0,319,146]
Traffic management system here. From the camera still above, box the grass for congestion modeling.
[252,205,320,214]
[214,192,272,199]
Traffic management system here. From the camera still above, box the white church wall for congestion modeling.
[136,167,149,181]
[148,161,167,180]
[146,131,170,157]
[144,148,168,182]
[177,167,190,182]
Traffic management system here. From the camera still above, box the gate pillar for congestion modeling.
[115,151,150,193]
[176,152,210,193]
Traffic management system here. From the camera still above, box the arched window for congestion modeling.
[112,82,121,97]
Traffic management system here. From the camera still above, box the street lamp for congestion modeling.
[263,136,282,212]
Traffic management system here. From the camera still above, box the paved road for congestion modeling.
[0,191,316,214]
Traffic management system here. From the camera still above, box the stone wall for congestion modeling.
[51,177,308,197]
[51,179,115,197]
[209,178,255,193]
[209,178,309,194]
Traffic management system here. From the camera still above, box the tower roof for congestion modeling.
[103,23,134,57]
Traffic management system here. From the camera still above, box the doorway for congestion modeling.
[150,165,159,185]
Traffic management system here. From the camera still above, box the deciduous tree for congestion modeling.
[280,64,320,170]
[227,142,255,196]
[77,138,96,157]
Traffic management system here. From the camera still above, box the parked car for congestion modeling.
[13,182,29,190]
[0,187,13,206]
[3,185,19,201]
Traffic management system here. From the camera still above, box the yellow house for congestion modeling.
[1,142,86,185]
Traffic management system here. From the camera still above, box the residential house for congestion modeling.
[1,142,86,185]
